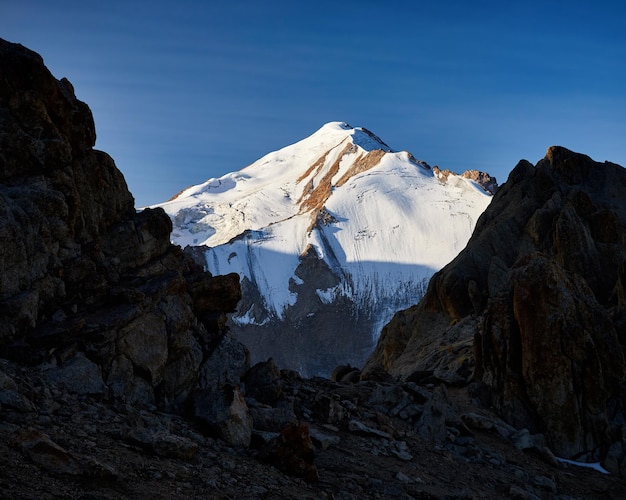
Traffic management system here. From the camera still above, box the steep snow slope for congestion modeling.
[155,122,494,376]
[161,122,391,248]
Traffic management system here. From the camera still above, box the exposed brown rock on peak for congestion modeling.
[296,141,387,219]
[432,166,498,195]
[432,165,450,182]
[296,150,330,184]
[297,142,352,213]
[461,169,499,194]
[335,149,386,188]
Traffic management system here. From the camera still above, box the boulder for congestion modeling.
[0,389,36,413]
[244,358,283,405]
[249,404,297,433]
[192,385,253,447]
[199,332,250,393]
[13,428,117,478]
[416,385,449,444]
[257,422,319,482]
[43,353,106,395]
[125,428,199,461]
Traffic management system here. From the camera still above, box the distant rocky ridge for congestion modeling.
[364,146,626,474]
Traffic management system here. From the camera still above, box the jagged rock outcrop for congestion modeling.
[433,166,499,195]
[0,39,244,416]
[363,146,626,472]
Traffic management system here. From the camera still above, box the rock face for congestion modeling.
[363,146,626,471]
[0,38,243,414]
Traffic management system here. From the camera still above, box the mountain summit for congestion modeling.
[156,122,495,376]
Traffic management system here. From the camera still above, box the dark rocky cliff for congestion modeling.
[363,146,626,472]
[0,38,243,415]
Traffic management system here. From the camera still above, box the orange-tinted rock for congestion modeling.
[258,422,319,482]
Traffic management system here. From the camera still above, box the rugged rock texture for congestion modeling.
[233,263,381,378]
[433,166,499,195]
[3,356,625,499]
[0,38,243,416]
[364,146,626,472]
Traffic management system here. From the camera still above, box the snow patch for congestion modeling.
[231,306,270,327]
[556,458,610,475]
[316,287,340,305]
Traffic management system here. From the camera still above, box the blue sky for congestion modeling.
[3,1,625,207]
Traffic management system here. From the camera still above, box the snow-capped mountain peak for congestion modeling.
[154,123,495,376]
[156,122,416,248]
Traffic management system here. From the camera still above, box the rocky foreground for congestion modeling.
[1,38,625,499]
[2,357,625,499]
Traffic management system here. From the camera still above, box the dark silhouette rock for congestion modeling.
[364,146,626,472]
[192,384,253,447]
[416,385,450,444]
[43,354,106,395]
[258,422,319,482]
[125,428,199,461]
[477,253,623,459]
[12,428,117,478]
[331,364,361,384]
[0,38,243,413]
[249,404,297,433]
[244,358,283,405]
[198,331,250,394]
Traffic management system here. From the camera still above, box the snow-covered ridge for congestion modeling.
[156,122,415,248]
[154,122,495,376]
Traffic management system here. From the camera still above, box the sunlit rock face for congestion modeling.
[0,38,243,412]
[364,145,626,472]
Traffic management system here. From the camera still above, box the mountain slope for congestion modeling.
[156,122,494,376]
